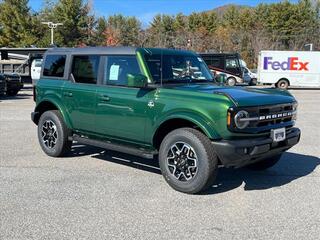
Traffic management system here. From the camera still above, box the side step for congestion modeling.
[70,135,157,159]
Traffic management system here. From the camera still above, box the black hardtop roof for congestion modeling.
[45,46,138,55]
[45,47,198,56]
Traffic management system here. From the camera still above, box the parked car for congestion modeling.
[1,73,24,96]
[32,47,301,194]
[0,74,6,96]
[258,50,320,88]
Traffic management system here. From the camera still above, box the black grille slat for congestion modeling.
[231,103,296,134]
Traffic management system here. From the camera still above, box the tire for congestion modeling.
[37,110,72,157]
[249,78,257,86]
[7,89,19,96]
[159,128,218,194]
[227,77,236,86]
[276,79,289,89]
[247,154,282,171]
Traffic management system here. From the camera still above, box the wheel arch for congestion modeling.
[34,99,71,128]
[152,116,220,150]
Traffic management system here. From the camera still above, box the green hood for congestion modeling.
[165,84,296,107]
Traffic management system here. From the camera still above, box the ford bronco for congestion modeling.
[31,47,300,194]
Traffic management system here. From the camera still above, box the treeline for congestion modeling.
[0,0,319,67]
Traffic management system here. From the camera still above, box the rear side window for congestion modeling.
[72,55,100,84]
[43,55,66,77]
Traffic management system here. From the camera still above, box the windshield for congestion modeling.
[144,53,214,84]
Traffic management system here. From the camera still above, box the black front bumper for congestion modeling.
[7,80,23,91]
[0,81,6,95]
[212,128,301,168]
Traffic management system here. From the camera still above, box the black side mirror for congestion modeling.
[127,73,148,88]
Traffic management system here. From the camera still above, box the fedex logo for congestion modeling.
[263,57,309,71]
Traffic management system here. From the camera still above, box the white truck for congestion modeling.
[258,50,320,89]
[31,58,43,85]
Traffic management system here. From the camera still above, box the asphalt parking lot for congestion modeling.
[0,85,319,240]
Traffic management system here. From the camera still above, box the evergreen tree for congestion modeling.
[0,0,38,47]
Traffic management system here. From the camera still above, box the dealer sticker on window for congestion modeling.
[271,128,286,142]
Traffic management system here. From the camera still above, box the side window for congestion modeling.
[72,55,100,84]
[43,55,66,77]
[104,55,141,86]
[210,57,224,69]
[226,57,241,75]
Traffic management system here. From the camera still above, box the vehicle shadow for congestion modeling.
[203,152,320,194]
[0,93,32,100]
[69,144,319,194]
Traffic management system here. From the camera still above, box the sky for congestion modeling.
[28,0,293,26]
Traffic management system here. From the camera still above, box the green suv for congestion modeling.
[32,47,300,194]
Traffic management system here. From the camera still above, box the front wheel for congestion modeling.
[7,89,19,96]
[247,154,282,171]
[249,78,257,86]
[159,128,218,194]
[37,110,72,157]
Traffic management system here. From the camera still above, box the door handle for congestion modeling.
[64,92,73,97]
[99,94,110,102]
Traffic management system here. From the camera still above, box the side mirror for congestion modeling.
[127,73,148,88]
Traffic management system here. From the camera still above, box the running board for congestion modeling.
[70,135,157,159]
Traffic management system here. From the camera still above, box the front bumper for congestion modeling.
[7,80,23,91]
[212,127,301,168]
[0,81,6,95]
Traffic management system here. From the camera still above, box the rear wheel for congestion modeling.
[247,154,282,171]
[159,128,218,194]
[227,77,236,86]
[37,110,72,157]
[276,79,289,89]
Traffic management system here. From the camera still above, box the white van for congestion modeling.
[31,58,43,86]
[258,51,320,88]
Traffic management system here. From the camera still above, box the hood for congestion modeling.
[164,84,296,107]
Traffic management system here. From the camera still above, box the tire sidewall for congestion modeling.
[227,77,236,86]
[277,79,289,89]
[159,129,214,193]
[37,111,67,157]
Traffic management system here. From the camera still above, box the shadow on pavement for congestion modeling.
[69,144,319,194]
[204,152,320,194]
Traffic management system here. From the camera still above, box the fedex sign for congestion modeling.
[263,57,309,71]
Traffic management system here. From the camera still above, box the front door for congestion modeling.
[62,55,101,134]
[95,55,153,145]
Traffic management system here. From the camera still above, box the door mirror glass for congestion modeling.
[127,73,148,88]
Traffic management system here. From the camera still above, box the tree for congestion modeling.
[0,0,39,47]
[46,0,92,47]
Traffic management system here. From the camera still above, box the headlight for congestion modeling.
[234,110,250,129]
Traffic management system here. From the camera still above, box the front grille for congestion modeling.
[229,103,297,134]
[250,104,294,128]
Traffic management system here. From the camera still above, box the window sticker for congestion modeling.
[109,65,120,80]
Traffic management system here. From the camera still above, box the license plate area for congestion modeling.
[271,128,286,142]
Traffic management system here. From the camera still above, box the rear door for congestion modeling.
[62,55,101,134]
